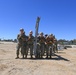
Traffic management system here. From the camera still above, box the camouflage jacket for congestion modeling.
[38,36,45,44]
[17,33,28,45]
[45,37,54,45]
[27,35,34,45]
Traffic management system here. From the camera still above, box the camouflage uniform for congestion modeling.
[27,31,34,58]
[16,28,28,59]
[45,35,54,58]
[21,33,28,59]
[16,34,23,58]
[38,33,45,58]
[44,34,48,55]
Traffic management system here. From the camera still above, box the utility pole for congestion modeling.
[34,17,40,57]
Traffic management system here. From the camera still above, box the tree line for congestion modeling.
[58,39,76,45]
[0,38,17,42]
[0,38,76,45]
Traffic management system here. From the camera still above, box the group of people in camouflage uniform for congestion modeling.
[15,28,58,59]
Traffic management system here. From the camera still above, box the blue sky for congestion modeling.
[0,0,76,40]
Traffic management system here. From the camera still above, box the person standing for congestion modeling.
[27,31,34,58]
[38,32,45,58]
[15,28,24,59]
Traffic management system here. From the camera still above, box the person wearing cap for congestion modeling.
[37,32,45,58]
[21,31,28,59]
[16,28,28,59]
[44,34,48,56]
[27,30,34,58]
[45,34,54,58]
[16,28,24,59]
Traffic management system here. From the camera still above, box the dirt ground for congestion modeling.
[0,42,76,75]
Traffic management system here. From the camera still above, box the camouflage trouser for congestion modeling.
[53,44,58,53]
[16,44,22,57]
[46,44,53,58]
[28,44,33,57]
[21,43,28,58]
[39,43,45,57]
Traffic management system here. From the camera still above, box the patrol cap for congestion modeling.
[20,28,24,31]
[40,32,43,35]
[50,34,53,36]
[29,30,33,34]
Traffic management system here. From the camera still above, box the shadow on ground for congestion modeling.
[51,53,70,61]
[18,53,70,62]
